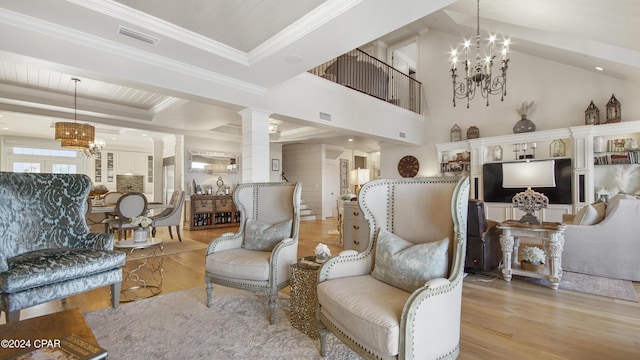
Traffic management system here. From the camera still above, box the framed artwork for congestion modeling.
[271,159,280,171]
[340,159,349,194]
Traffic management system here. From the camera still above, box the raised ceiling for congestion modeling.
[0,0,638,152]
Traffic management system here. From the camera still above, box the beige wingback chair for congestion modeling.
[205,182,301,324]
[317,176,469,359]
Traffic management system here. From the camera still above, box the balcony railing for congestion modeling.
[308,49,422,114]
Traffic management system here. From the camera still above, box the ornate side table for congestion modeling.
[497,220,566,289]
[289,257,321,339]
[114,237,164,302]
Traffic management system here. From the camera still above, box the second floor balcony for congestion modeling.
[309,49,422,114]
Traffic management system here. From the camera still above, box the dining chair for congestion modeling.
[150,190,185,241]
[100,191,124,232]
[107,192,148,240]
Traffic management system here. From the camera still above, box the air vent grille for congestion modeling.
[118,26,160,46]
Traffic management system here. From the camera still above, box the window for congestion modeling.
[51,163,77,174]
[13,162,41,173]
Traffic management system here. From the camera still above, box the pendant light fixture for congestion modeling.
[449,0,510,108]
[55,78,95,149]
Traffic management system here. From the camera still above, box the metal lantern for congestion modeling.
[450,124,462,142]
[585,100,600,125]
[605,94,621,123]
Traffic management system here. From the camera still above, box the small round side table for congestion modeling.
[114,237,164,302]
[289,257,322,339]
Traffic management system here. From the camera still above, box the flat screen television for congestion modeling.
[482,158,572,204]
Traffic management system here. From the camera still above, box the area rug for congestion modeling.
[513,271,638,301]
[556,271,637,302]
[85,285,361,359]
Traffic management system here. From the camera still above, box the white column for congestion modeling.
[239,108,271,183]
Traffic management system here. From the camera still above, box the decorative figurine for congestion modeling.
[585,100,600,125]
[467,126,480,139]
[605,94,621,123]
[450,124,462,142]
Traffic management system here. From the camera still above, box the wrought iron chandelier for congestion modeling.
[55,78,95,149]
[449,0,510,108]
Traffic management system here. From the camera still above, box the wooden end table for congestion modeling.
[497,220,566,289]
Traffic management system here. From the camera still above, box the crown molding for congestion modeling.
[249,0,363,64]
[67,0,249,66]
[0,7,266,96]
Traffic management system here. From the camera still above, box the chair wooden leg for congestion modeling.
[168,226,174,240]
[111,282,121,309]
[6,310,20,323]
[206,282,214,308]
[269,293,276,325]
[319,321,328,356]
[152,227,157,237]
[176,226,182,242]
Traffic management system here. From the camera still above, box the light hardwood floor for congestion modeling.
[3,218,640,359]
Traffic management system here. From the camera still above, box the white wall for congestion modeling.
[282,143,324,218]
[183,135,242,195]
[381,29,640,179]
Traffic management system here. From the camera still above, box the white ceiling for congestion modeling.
[0,0,638,152]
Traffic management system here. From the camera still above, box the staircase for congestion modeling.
[300,199,316,221]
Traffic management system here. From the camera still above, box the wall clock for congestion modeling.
[397,155,419,178]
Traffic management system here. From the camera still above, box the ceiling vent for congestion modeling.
[118,26,160,46]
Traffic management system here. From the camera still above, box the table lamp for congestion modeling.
[502,160,556,224]
[350,168,370,195]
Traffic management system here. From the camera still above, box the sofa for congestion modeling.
[0,172,126,322]
[562,193,640,281]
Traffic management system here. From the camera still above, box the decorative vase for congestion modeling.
[133,227,150,243]
[521,261,544,272]
[513,115,536,133]
[593,136,605,153]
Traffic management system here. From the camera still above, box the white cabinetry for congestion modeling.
[116,152,147,175]
[437,127,590,222]
[438,120,640,220]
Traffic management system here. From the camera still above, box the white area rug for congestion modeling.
[85,285,361,359]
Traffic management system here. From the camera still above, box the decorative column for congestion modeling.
[239,108,271,183]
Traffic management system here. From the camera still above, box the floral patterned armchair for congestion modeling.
[205,182,301,324]
[317,176,469,359]
[0,172,126,323]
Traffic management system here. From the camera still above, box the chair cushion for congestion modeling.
[205,248,271,281]
[317,275,410,357]
[243,219,292,251]
[0,249,126,293]
[573,201,606,225]
[371,229,449,293]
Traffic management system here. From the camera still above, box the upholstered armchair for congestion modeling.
[205,182,301,324]
[0,172,126,323]
[317,176,469,359]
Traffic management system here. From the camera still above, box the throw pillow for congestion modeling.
[243,219,293,251]
[573,201,606,225]
[371,229,449,293]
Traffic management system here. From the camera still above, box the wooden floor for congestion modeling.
[3,218,640,359]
